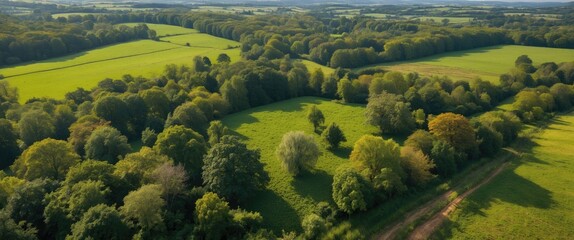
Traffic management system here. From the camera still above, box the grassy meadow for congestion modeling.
[119,23,199,37]
[1,24,240,102]
[433,112,574,239]
[364,45,574,83]
[222,97,380,231]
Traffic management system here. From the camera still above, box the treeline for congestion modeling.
[0,14,157,66]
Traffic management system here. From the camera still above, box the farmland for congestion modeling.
[361,45,574,83]
[434,112,574,239]
[1,24,240,102]
[222,97,379,231]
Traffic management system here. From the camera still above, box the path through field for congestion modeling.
[375,151,514,240]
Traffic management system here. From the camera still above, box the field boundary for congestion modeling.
[3,46,180,79]
[375,150,514,240]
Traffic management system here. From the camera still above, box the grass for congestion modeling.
[300,60,335,76]
[433,111,574,239]
[221,97,380,232]
[161,34,240,49]
[362,45,574,83]
[1,24,241,102]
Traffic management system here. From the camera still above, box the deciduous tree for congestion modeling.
[276,131,321,176]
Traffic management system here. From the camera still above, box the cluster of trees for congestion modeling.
[0,14,157,66]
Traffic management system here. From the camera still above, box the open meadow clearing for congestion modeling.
[119,23,199,37]
[433,112,574,239]
[222,97,379,231]
[363,45,574,83]
[1,24,240,102]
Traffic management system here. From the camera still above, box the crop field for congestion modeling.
[364,45,574,83]
[433,112,574,239]
[1,24,241,102]
[222,97,380,231]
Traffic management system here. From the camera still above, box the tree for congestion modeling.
[152,162,188,206]
[18,110,55,146]
[0,119,20,169]
[276,131,321,176]
[68,115,110,156]
[141,128,157,147]
[307,105,325,131]
[332,168,371,214]
[167,102,209,135]
[337,77,355,103]
[153,125,207,183]
[85,127,131,164]
[139,88,170,118]
[114,147,170,189]
[195,192,232,240]
[430,140,457,177]
[366,92,416,134]
[302,214,326,239]
[428,113,477,155]
[309,68,324,95]
[0,211,37,240]
[202,136,269,204]
[4,179,59,237]
[441,18,450,26]
[321,122,346,149]
[12,139,80,181]
[53,105,76,140]
[217,53,231,64]
[93,96,129,134]
[207,120,229,146]
[400,147,435,187]
[67,204,131,240]
[404,130,436,156]
[120,184,165,231]
[349,135,403,181]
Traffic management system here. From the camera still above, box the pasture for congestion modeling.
[119,23,199,37]
[365,45,574,83]
[222,97,379,231]
[300,60,335,76]
[1,24,241,102]
[434,112,574,239]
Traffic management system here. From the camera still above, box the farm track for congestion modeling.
[3,47,180,78]
[375,150,515,240]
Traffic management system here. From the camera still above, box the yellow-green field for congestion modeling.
[119,23,199,37]
[161,34,240,48]
[434,112,574,239]
[300,59,335,76]
[365,45,574,83]
[1,24,240,102]
[221,97,379,231]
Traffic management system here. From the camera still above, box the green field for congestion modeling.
[434,112,574,239]
[161,34,240,48]
[222,97,380,231]
[366,45,574,83]
[300,59,335,76]
[1,24,241,102]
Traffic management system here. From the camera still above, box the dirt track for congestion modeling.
[375,154,511,240]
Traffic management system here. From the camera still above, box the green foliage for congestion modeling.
[12,138,80,181]
[366,92,416,134]
[202,136,269,204]
[321,122,347,149]
[276,131,321,176]
[430,140,457,177]
[0,176,25,208]
[306,105,325,131]
[474,123,504,157]
[0,119,20,169]
[4,179,59,234]
[350,135,403,181]
[372,168,407,199]
[400,147,436,187]
[120,184,165,231]
[67,115,109,156]
[93,96,129,134]
[476,111,522,145]
[207,120,229,146]
[153,125,207,183]
[167,101,208,135]
[332,168,371,214]
[428,112,477,156]
[337,78,356,103]
[302,213,327,239]
[0,211,37,240]
[53,105,77,140]
[404,130,436,156]
[67,204,131,240]
[141,128,157,147]
[114,147,170,189]
[85,126,131,164]
[18,110,55,146]
[195,192,232,240]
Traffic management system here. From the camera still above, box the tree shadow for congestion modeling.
[331,145,353,159]
[291,169,333,203]
[243,188,301,233]
[221,113,259,130]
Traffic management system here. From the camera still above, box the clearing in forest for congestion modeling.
[222,97,379,231]
[1,24,240,102]
[362,45,574,83]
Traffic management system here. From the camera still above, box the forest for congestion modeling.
[0,1,574,240]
